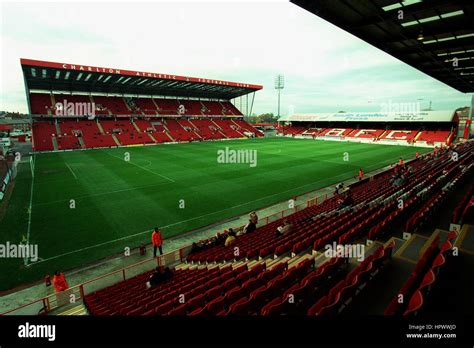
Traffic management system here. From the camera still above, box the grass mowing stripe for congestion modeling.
[0,138,431,290]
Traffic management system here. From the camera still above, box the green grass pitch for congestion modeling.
[0,137,430,290]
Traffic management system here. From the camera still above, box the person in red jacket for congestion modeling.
[152,227,163,257]
[358,168,364,181]
[399,157,404,166]
[52,271,69,293]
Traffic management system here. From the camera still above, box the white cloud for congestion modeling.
[0,0,470,114]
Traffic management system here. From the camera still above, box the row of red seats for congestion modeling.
[384,232,456,316]
[32,118,261,151]
[452,184,474,225]
[29,93,243,116]
[278,127,452,145]
[308,243,394,315]
[186,159,423,263]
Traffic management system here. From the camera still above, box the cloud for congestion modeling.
[0,1,469,114]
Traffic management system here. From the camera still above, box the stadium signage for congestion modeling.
[281,110,454,123]
[21,59,263,89]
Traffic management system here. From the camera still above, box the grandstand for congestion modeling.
[277,111,458,147]
[1,5,474,344]
[22,58,263,152]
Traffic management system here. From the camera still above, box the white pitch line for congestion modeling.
[26,171,352,266]
[24,156,35,266]
[27,153,409,266]
[103,150,175,183]
[65,163,78,180]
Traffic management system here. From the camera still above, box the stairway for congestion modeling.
[187,119,203,140]
[111,134,121,146]
[414,131,423,142]
[210,119,228,138]
[54,120,61,135]
[58,304,88,316]
[162,121,175,142]
[52,136,59,151]
[152,99,161,115]
[96,120,105,134]
[147,133,157,143]
[78,137,86,149]
[132,120,142,133]
[230,119,247,137]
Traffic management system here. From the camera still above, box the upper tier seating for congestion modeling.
[201,101,225,116]
[221,101,243,116]
[178,100,204,116]
[156,99,179,115]
[133,98,159,115]
[30,93,53,115]
[92,96,130,115]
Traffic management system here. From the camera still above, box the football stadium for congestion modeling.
[0,0,473,345]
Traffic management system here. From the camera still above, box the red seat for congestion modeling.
[229,297,251,315]
[167,303,187,316]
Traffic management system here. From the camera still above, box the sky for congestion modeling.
[0,0,471,116]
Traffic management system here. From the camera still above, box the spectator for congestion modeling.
[215,232,227,245]
[335,182,344,195]
[275,219,293,237]
[338,191,353,209]
[52,271,69,293]
[225,229,237,247]
[146,267,172,289]
[243,219,257,234]
[152,227,163,257]
[249,211,258,224]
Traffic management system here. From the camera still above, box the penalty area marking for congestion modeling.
[102,150,175,183]
[65,163,78,180]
